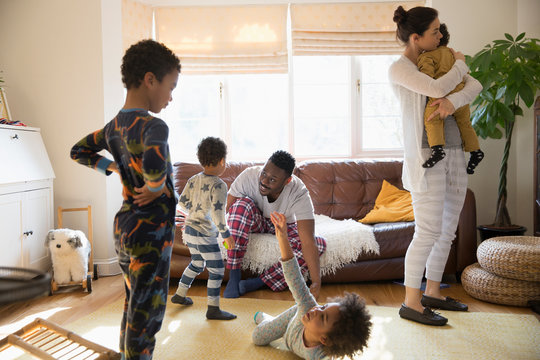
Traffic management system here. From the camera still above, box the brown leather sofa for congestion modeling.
[170,159,478,283]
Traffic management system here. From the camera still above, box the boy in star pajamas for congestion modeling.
[172,137,236,320]
[71,39,180,360]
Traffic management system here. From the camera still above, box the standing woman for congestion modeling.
[388,6,482,326]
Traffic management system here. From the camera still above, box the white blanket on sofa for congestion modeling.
[219,214,379,276]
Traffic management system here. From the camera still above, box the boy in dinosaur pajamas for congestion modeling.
[71,39,180,360]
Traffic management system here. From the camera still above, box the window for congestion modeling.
[160,54,401,162]
[357,55,403,152]
[293,56,351,157]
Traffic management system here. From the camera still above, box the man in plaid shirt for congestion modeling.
[223,150,326,299]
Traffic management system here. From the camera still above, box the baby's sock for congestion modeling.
[254,311,272,325]
[206,305,237,320]
[223,269,241,298]
[467,149,484,174]
[239,277,264,295]
[171,294,193,305]
[422,145,446,168]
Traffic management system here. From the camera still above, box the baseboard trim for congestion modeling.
[94,258,122,277]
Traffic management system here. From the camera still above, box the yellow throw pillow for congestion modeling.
[359,180,414,224]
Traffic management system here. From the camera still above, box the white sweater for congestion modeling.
[388,55,482,192]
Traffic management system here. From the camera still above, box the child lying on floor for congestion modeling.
[251,212,372,359]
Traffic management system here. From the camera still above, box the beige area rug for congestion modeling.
[3,296,539,360]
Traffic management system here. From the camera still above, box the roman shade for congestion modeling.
[154,5,288,74]
[290,1,425,56]
[122,0,153,52]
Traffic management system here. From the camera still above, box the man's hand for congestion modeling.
[426,98,456,121]
[309,282,321,300]
[133,184,171,206]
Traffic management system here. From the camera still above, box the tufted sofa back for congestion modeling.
[173,159,404,221]
[295,159,403,220]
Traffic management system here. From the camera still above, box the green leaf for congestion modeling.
[471,105,488,128]
[467,32,540,142]
[492,127,503,139]
[509,45,520,59]
[483,90,495,101]
[481,50,494,70]
[510,64,523,85]
[518,81,534,106]
[495,86,506,100]
[504,85,518,106]
[496,102,514,122]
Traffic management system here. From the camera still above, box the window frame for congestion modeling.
[162,54,403,163]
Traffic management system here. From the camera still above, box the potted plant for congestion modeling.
[466,33,540,240]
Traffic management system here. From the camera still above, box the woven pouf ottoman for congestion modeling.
[461,263,540,306]
[477,236,540,281]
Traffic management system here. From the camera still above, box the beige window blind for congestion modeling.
[122,0,153,53]
[155,5,288,74]
[291,1,425,56]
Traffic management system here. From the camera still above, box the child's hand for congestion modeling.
[309,282,321,300]
[271,212,294,260]
[133,184,171,206]
[107,162,120,175]
[270,212,287,237]
[449,47,465,62]
[223,236,235,250]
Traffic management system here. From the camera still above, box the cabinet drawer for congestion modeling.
[0,128,55,184]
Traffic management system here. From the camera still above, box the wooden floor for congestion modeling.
[0,274,537,339]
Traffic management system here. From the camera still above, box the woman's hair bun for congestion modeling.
[393,6,407,24]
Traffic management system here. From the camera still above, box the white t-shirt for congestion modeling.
[228,166,315,223]
[388,55,482,192]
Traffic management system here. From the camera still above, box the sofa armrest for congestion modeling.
[455,188,477,272]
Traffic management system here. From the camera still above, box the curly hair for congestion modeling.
[439,23,450,47]
[121,39,181,90]
[197,137,227,167]
[268,150,295,176]
[393,6,438,45]
[322,292,372,358]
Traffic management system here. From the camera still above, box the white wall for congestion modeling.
[515,0,540,235]
[434,0,539,235]
[0,0,124,274]
[0,0,538,273]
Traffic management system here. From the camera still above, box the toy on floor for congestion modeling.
[46,228,90,285]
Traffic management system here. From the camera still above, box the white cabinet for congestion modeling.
[0,125,55,272]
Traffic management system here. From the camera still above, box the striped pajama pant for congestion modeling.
[404,148,468,289]
[226,197,326,291]
[176,231,225,307]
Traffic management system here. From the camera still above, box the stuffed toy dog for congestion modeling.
[46,228,91,284]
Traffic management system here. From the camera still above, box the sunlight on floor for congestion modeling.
[75,325,120,351]
[0,307,71,338]
[160,319,183,345]
[356,315,395,360]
